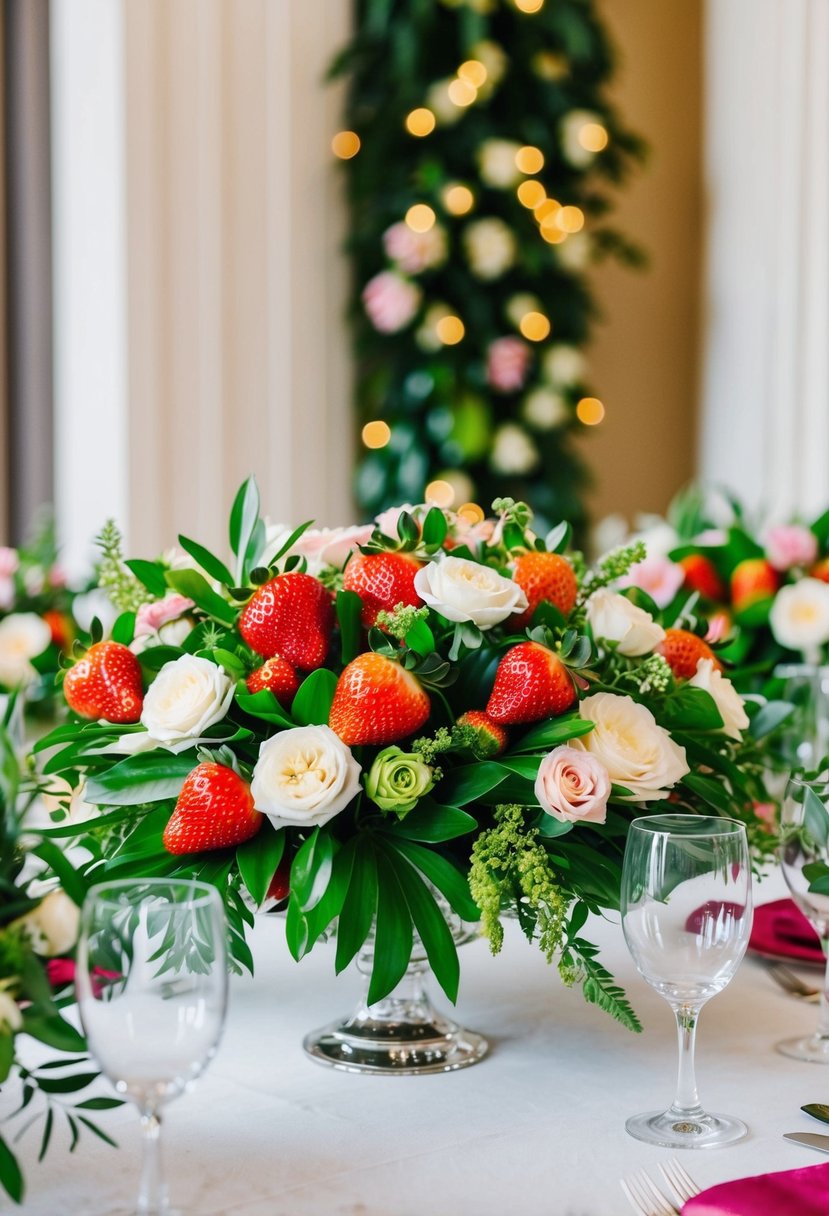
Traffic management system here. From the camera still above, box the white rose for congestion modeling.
[0,990,21,1032]
[251,725,361,830]
[19,889,80,956]
[140,655,235,749]
[414,555,528,630]
[463,218,516,280]
[477,139,522,188]
[39,776,99,825]
[689,658,749,741]
[543,344,585,387]
[491,423,539,475]
[571,692,689,802]
[0,612,51,688]
[586,588,665,656]
[770,579,829,656]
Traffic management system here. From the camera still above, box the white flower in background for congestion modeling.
[535,745,611,825]
[294,526,375,573]
[426,79,464,125]
[71,588,119,637]
[251,725,361,830]
[522,387,569,431]
[463,218,516,279]
[0,990,21,1032]
[571,692,689,802]
[629,515,681,561]
[140,654,235,750]
[416,302,452,352]
[490,423,539,475]
[383,222,448,275]
[591,513,629,558]
[764,524,819,572]
[617,555,685,609]
[23,565,45,597]
[414,555,528,630]
[506,293,542,328]
[18,889,80,957]
[471,40,508,90]
[39,776,99,826]
[689,659,749,741]
[0,613,51,688]
[587,588,665,656]
[543,344,585,387]
[362,271,422,334]
[477,140,522,188]
[770,578,829,655]
[560,108,604,168]
[556,232,593,272]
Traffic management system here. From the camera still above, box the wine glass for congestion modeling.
[778,773,829,1062]
[76,879,228,1214]
[621,814,752,1148]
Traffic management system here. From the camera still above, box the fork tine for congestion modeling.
[635,1169,680,1215]
[621,1176,651,1215]
[660,1157,701,1202]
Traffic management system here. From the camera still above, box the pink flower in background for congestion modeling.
[135,593,194,637]
[705,610,731,644]
[382,222,447,274]
[375,504,422,538]
[0,579,14,611]
[486,337,531,393]
[46,958,76,987]
[535,745,611,825]
[48,563,68,589]
[447,515,496,555]
[0,548,19,578]
[617,555,685,608]
[753,801,777,833]
[765,524,818,571]
[294,526,374,572]
[362,271,421,333]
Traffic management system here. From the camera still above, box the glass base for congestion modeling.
[625,1108,748,1149]
[777,1034,829,1063]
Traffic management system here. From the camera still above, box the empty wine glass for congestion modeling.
[778,773,829,1062]
[76,879,228,1214]
[621,814,752,1148]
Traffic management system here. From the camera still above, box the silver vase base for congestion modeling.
[303,1004,488,1075]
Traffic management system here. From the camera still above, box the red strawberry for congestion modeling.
[245,655,299,707]
[730,558,778,615]
[511,552,578,629]
[811,557,829,585]
[238,572,333,669]
[486,641,576,725]
[163,762,262,855]
[657,628,722,680]
[43,609,73,651]
[63,641,144,723]
[343,552,423,628]
[455,710,508,757]
[266,857,291,902]
[328,653,430,746]
[679,554,725,602]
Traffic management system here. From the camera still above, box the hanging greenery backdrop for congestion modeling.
[330,0,644,533]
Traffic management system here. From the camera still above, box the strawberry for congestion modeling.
[328,652,430,746]
[455,710,508,757]
[679,554,725,602]
[43,609,73,651]
[811,557,829,585]
[63,641,144,723]
[163,762,262,855]
[511,552,578,629]
[486,641,576,725]
[657,628,722,680]
[245,655,299,707]
[730,558,778,615]
[343,552,423,628]
[238,572,333,669]
[266,857,291,902]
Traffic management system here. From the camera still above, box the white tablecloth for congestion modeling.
[10,873,829,1216]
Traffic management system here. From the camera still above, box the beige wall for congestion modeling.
[576,0,702,526]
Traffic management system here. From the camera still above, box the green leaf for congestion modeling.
[165,569,236,627]
[290,829,334,913]
[237,822,286,906]
[111,612,136,646]
[545,521,572,553]
[236,690,294,728]
[74,1097,123,1111]
[437,761,508,807]
[76,1115,119,1148]
[125,559,168,598]
[660,687,724,732]
[749,699,795,740]
[368,862,414,1003]
[536,812,574,838]
[34,1071,100,1094]
[229,477,260,564]
[177,534,234,586]
[84,752,195,806]
[383,846,459,1002]
[0,1032,12,1084]
[683,772,738,816]
[336,590,363,665]
[335,844,378,975]
[300,844,354,955]
[391,839,479,922]
[804,786,829,850]
[30,841,89,906]
[21,1013,85,1053]
[509,715,593,752]
[499,755,542,781]
[266,519,313,568]
[404,617,435,656]
[386,798,477,842]
[292,669,338,727]
[421,507,448,550]
[574,945,642,1033]
[0,1136,23,1204]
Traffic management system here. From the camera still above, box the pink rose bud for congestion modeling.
[617,555,685,609]
[535,744,611,825]
[135,593,194,637]
[765,524,818,571]
[0,547,19,578]
[486,336,531,393]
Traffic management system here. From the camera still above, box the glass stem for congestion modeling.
[137,1106,169,1215]
[670,1003,705,1119]
[818,943,829,1040]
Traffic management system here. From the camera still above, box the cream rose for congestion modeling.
[140,655,235,749]
[251,725,361,830]
[586,588,665,657]
[414,555,528,630]
[535,745,611,825]
[0,612,51,688]
[18,889,80,957]
[689,658,749,741]
[770,578,829,655]
[0,989,21,1032]
[571,692,688,802]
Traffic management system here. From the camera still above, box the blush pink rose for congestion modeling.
[375,504,423,539]
[486,337,531,393]
[362,271,421,333]
[705,610,731,644]
[617,555,685,608]
[383,222,447,274]
[765,524,819,571]
[0,547,19,578]
[535,745,611,825]
[135,593,194,637]
[294,526,374,572]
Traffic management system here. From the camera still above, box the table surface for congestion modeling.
[8,872,829,1216]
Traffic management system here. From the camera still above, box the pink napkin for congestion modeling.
[748,898,824,964]
[682,1162,829,1215]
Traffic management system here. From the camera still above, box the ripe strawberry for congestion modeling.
[679,554,725,602]
[455,710,508,757]
[486,641,576,725]
[511,552,578,629]
[328,653,430,746]
[163,762,262,855]
[63,641,144,723]
[43,609,73,651]
[238,572,333,669]
[343,552,423,628]
[245,655,299,707]
[657,628,722,681]
[266,857,291,903]
[811,557,829,585]
[730,558,778,614]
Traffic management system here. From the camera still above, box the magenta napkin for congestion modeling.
[682,1162,829,1215]
[748,898,824,964]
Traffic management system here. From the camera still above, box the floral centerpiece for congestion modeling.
[34,482,775,1037]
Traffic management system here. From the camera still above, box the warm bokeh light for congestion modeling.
[557,205,585,233]
[517,180,546,209]
[331,131,361,159]
[519,311,551,341]
[458,60,488,87]
[443,184,475,215]
[515,145,545,174]
[540,226,566,245]
[425,479,456,508]
[457,502,485,525]
[578,122,609,152]
[576,397,605,425]
[405,203,437,233]
[362,420,391,448]
[514,0,544,12]
[447,78,477,107]
[436,315,465,345]
[534,198,560,221]
[405,107,436,137]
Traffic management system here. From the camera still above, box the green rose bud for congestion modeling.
[365,746,435,816]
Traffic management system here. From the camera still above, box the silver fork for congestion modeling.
[659,1158,701,1205]
[620,1170,680,1216]
[765,961,822,1002]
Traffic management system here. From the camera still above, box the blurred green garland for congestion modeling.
[331,0,644,532]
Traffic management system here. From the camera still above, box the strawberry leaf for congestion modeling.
[125,559,168,598]
[292,669,338,727]
[178,534,234,587]
[165,570,236,627]
[237,822,286,906]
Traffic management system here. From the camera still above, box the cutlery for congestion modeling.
[620,1169,680,1216]
[659,1158,701,1205]
[783,1131,829,1154]
[765,961,821,1001]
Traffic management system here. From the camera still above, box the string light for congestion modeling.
[406,108,436,137]
[425,479,456,508]
[515,146,545,174]
[458,60,488,87]
[514,0,544,12]
[405,203,436,233]
[517,181,546,209]
[442,184,475,215]
[534,198,560,221]
[331,131,360,159]
[447,78,477,107]
[576,397,605,425]
[362,421,391,448]
[557,205,585,233]
[519,311,551,341]
[458,502,486,525]
[578,122,609,152]
[540,226,566,245]
[436,315,465,345]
